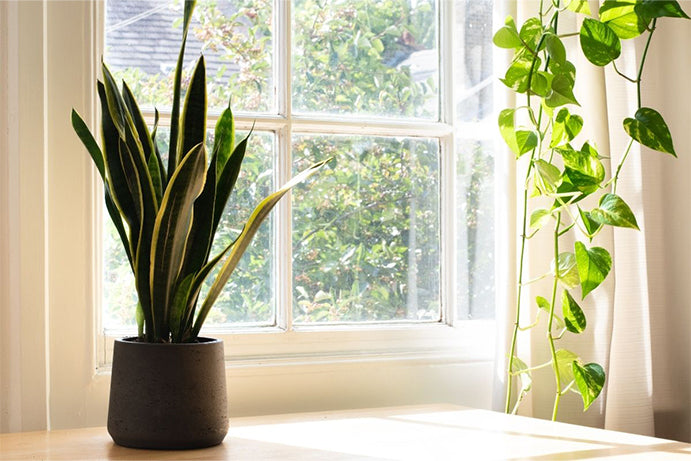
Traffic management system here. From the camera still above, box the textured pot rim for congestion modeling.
[115,337,223,347]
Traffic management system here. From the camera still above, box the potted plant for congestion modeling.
[72,0,327,449]
[495,0,687,419]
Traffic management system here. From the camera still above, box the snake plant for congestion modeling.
[72,0,327,343]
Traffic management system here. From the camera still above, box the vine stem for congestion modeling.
[548,212,563,421]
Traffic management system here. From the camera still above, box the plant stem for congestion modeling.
[637,19,657,109]
[548,212,563,421]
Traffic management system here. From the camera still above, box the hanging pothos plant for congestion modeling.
[494,0,688,419]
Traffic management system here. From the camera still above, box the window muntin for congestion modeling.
[101,0,494,345]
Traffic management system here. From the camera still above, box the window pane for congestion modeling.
[102,129,275,332]
[292,135,440,323]
[455,0,494,319]
[105,0,273,113]
[292,0,438,119]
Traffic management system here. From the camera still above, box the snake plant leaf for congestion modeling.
[498,109,538,157]
[580,18,621,67]
[168,0,198,177]
[180,148,218,281]
[71,110,105,181]
[573,362,605,410]
[151,108,168,190]
[122,82,163,201]
[599,0,647,39]
[590,193,639,229]
[575,242,612,299]
[562,289,586,333]
[193,159,331,337]
[213,134,250,235]
[493,16,522,49]
[214,106,236,174]
[97,83,137,228]
[150,142,207,340]
[105,184,133,268]
[101,63,129,138]
[639,0,689,20]
[179,56,207,164]
[624,107,676,156]
[566,0,591,15]
[169,273,195,343]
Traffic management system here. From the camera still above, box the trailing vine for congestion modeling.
[495,0,688,419]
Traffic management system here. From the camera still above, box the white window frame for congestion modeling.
[2,0,497,431]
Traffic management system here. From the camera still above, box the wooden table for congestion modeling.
[2,405,690,460]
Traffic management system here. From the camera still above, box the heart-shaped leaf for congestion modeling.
[553,252,580,289]
[556,349,580,390]
[575,242,612,299]
[573,362,606,410]
[534,159,562,194]
[546,73,580,107]
[499,109,538,157]
[580,18,621,66]
[530,209,552,230]
[590,193,639,229]
[579,207,603,239]
[545,33,566,65]
[494,16,523,48]
[599,0,648,39]
[519,17,544,51]
[502,54,542,94]
[551,109,584,147]
[639,0,689,20]
[511,355,532,393]
[623,107,676,156]
[562,290,586,333]
[567,0,591,15]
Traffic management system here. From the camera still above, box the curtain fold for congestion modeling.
[493,1,691,442]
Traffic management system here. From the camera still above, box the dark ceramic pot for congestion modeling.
[107,337,228,449]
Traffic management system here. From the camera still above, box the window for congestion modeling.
[100,0,495,363]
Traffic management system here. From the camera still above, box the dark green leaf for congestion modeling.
[121,82,154,162]
[623,107,676,156]
[499,109,538,157]
[493,16,522,48]
[167,0,198,179]
[71,109,105,181]
[213,135,249,234]
[193,158,331,337]
[573,362,606,410]
[214,107,235,175]
[599,0,648,39]
[562,290,586,333]
[580,18,621,66]
[639,0,689,20]
[169,273,194,343]
[590,193,639,229]
[575,242,612,299]
[150,143,207,340]
[179,56,207,164]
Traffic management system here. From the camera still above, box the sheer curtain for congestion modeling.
[493,1,691,442]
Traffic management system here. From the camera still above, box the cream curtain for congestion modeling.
[493,1,691,442]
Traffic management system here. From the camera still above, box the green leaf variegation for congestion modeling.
[72,0,328,343]
[498,1,686,421]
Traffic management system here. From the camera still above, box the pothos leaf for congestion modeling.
[552,252,580,289]
[562,289,586,333]
[590,193,639,229]
[511,355,532,393]
[498,109,538,157]
[624,107,676,156]
[567,0,591,15]
[599,0,648,39]
[580,18,621,66]
[639,0,689,20]
[573,362,606,410]
[530,209,552,230]
[494,16,523,48]
[574,242,612,299]
[555,349,580,390]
